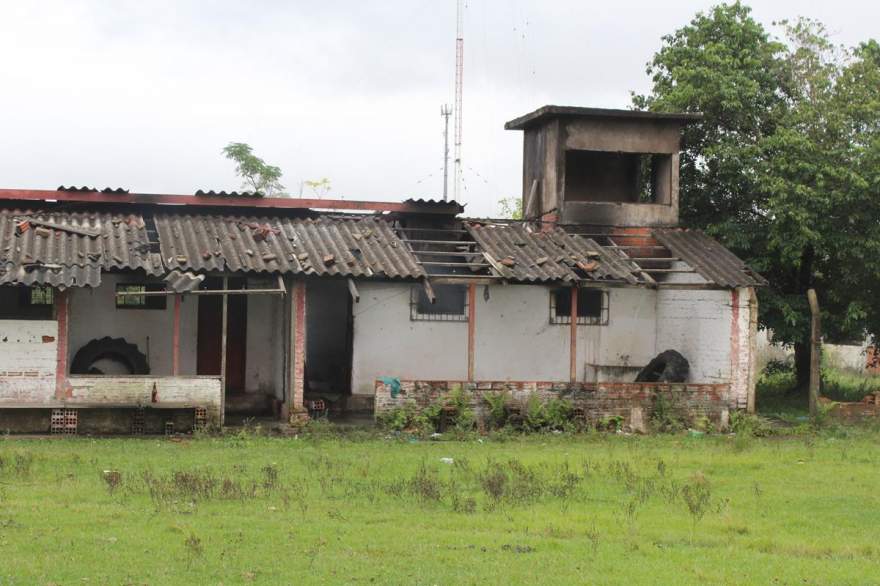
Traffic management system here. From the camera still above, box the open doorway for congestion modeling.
[305,279,353,412]
[197,277,247,394]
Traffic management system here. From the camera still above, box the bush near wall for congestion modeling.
[374,380,733,433]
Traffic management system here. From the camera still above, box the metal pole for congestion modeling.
[441,104,451,201]
[220,277,228,425]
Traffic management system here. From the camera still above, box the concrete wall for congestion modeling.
[352,283,664,394]
[68,273,283,395]
[351,281,468,395]
[655,289,733,384]
[66,375,222,424]
[0,319,58,403]
[587,288,658,382]
[68,273,199,376]
[243,282,284,397]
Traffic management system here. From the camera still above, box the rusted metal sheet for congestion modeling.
[465,222,642,284]
[155,214,426,279]
[652,229,768,288]
[0,209,162,288]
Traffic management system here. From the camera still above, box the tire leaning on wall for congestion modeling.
[70,337,150,375]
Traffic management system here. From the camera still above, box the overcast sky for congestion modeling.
[1,1,876,217]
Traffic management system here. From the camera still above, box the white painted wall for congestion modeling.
[655,289,733,383]
[351,282,467,395]
[0,319,58,403]
[68,274,283,395]
[68,274,198,376]
[585,288,657,382]
[473,284,568,381]
[244,280,284,396]
[351,282,664,392]
[473,285,656,382]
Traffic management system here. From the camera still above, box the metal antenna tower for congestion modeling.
[440,104,452,201]
[453,0,464,201]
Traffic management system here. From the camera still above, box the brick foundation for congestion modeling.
[374,379,733,430]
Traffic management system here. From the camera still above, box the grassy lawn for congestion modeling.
[2,427,880,585]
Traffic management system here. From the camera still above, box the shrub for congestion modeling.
[483,392,511,429]
[650,393,686,433]
[376,401,426,433]
[729,411,774,437]
[545,398,574,431]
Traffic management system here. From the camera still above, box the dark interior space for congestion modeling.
[564,150,671,204]
[305,279,353,408]
[0,285,54,319]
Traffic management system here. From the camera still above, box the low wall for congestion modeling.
[65,376,222,424]
[375,379,733,430]
[0,319,58,403]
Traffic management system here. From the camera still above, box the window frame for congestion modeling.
[549,287,608,326]
[410,284,469,322]
[21,285,54,307]
[115,283,168,310]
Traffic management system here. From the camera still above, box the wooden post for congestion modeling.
[54,289,69,399]
[467,283,476,382]
[570,285,578,383]
[172,295,181,376]
[807,288,821,416]
[220,277,228,425]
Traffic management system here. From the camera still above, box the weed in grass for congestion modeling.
[184,532,204,566]
[681,473,712,535]
[6,452,34,477]
[261,464,279,491]
[102,470,122,495]
[585,521,601,555]
[408,462,442,503]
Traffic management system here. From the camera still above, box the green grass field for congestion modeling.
[2,427,879,585]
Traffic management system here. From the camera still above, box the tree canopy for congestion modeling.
[634,2,880,386]
[222,142,285,197]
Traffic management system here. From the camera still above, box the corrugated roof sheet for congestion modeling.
[155,214,425,279]
[0,209,162,289]
[652,228,768,288]
[465,223,643,284]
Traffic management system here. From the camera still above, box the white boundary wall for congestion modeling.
[0,319,58,403]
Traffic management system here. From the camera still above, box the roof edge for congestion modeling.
[505,105,703,130]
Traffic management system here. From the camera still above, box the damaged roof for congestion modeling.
[652,228,768,288]
[0,204,765,290]
[0,209,162,289]
[465,223,644,285]
[155,214,425,280]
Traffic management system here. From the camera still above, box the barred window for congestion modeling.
[116,284,167,310]
[410,285,468,322]
[550,288,608,325]
[27,286,54,306]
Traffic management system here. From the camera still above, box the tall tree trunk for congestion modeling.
[794,341,811,390]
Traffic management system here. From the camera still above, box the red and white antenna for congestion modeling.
[453,0,464,202]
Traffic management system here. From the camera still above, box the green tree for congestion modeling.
[497,196,523,219]
[222,142,285,196]
[634,3,880,389]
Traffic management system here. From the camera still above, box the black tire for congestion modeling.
[635,349,689,383]
[70,337,150,375]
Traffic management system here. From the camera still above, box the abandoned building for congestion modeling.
[0,106,766,434]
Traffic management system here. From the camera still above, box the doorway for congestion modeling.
[197,277,247,393]
[305,280,353,408]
